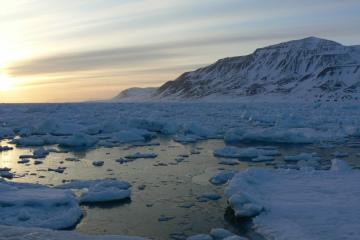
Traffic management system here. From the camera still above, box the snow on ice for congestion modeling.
[58,179,131,203]
[225,159,360,240]
[0,181,82,230]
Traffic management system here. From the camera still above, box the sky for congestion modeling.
[0,0,360,103]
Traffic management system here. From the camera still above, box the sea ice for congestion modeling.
[92,161,104,167]
[124,152,158,159]
[0,224,147,240]
[226,159,360,240]
[58,179,131,203]
[0,181,82,229]
[209,171,236,185]
[59,133,97,148]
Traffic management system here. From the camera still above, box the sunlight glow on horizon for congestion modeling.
[0,0,360,102]
[0,73,13,92]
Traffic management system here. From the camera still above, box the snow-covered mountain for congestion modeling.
[114,37,360,102]
[111,87,157,102]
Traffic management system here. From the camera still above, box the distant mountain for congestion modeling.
[113,37,360,102]
[111,87,157,102]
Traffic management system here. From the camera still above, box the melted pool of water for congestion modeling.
[1,137,360,239]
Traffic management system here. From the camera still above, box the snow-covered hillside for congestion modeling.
[114,37,360,102]
[111,87,157,102]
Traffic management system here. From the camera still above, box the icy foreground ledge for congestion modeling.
[225,159,360,240]
[0,225,147,240]
[0,181,81,230]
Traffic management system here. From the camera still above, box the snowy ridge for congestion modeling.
[114,37,360,102]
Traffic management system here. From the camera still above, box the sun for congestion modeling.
[0,73,13,91]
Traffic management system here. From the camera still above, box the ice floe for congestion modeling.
[225,159,360,240]
[59,134,97,148]
[58,179,131,203]
[0,181,82,229]
[209,171,236,185]
[124,152,158,159]
[214,146,279,160]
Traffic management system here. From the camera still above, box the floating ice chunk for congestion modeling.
[174,134,201,143]
[92,161,104,167]
[187,234,213,240]
[284,152,320,162]
[48,167,66,173]
[214,146,278,159]
[65,157,80,162]
[0,168,14,179]
[17,159,30,164]
[184,123,219,139]
[228,193,263,218]
[59,134,97,148]
[0,181,81,229]
[191,149,201,154]
[210,228,234,240]
[0,145,13,152]
[33,147,50,158]
[116,157,134,164]
[210,171,236,185]
[225,159,360,240]
[198,193,222,201]
[58,179,131,203]
[125,152,158,159]
[158,215,175,222]
[34,160,44,165]
[130,141,160,147]
[114,129,154,143]
[214,146,256,158]
[80,187,130,203]
[251,155,274,162]
[218,159,239,165]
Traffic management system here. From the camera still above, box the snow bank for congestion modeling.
[58,179,131,203]
[225,159,360,240]
[0,181,81,230]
